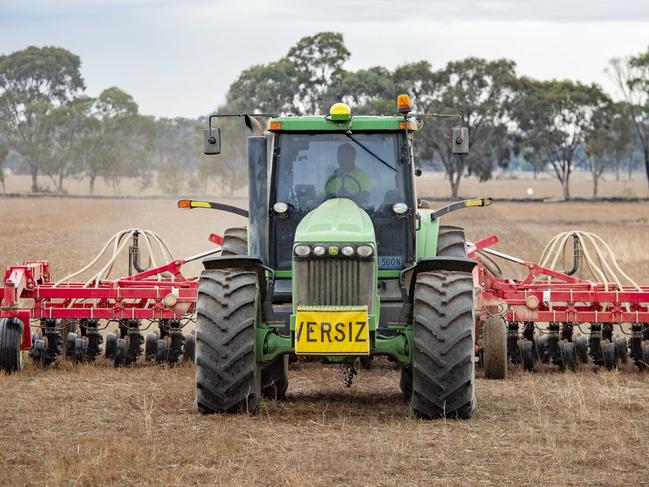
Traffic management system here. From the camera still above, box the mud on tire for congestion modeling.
[195,269,261,414]
[411,271,476,419]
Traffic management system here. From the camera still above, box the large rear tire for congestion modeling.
[411,271,476,419]
[221,227,248,256]
[436,225,467,258]
[195,269,261,414]
[482,316,507,379]
[0,318,24,373]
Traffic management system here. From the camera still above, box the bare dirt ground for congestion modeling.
[1,189,649,486]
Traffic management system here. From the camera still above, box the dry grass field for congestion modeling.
[1,188,649,486]
[2,170,649,200]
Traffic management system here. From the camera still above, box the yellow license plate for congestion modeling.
[295,307,369,355]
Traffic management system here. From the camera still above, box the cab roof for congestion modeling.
[268,115,417,132]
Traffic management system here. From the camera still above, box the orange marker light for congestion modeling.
[269,121,282,131]
[397,94,412,114]
[399,120,416,130]
[177,199,191,209]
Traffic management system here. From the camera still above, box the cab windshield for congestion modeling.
[274,132,404,213]
[271,132,412,270]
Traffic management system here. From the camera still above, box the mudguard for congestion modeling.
[202,255,268,300]
[407,256,477,301]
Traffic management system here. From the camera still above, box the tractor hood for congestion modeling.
[294,198,375,244]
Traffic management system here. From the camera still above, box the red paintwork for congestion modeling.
[0,233,228,351]
[470,235,649,325]
[2,260,198,350]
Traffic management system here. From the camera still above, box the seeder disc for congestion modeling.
[575,335,589,363]
[603,342,617,370]
[562,342,577,371]
[519,339,536,371]
[615,336,628,364]
[105,332,117,360]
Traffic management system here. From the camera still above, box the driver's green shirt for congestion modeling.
[325,166,371,195]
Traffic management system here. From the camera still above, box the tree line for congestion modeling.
[1,35,649,199]
[0,46,232,195]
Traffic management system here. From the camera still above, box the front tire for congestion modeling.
[399,365,413,401]
[195,269,261,414]
[411,271,475,419]
[261,355,289,400]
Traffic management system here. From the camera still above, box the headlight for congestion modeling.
[357,245,373,257]
[341,246,354,256]
[328,245,339,256]
[273,201,289,214]
[294,245,310,257]
[392,202,408,215]
[312,245,326,256]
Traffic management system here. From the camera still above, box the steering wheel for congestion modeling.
[325,173,363,198]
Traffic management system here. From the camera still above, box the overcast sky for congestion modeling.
[1,0,648,118]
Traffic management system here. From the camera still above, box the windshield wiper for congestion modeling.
[345,133,397,172]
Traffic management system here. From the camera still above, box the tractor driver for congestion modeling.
[324,142,370,206]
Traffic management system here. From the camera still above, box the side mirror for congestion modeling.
[451,126,469,155]
[204,127,221,155]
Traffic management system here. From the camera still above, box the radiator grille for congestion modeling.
[294,258,374,312]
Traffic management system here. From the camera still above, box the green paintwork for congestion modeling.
[415,209,441,260]
[291,198,381,330]
[251,119,445,367]
[269,115,411,132]
[294,198,375,244]
[374,327,413,364]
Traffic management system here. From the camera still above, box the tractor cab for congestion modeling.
[269,121,415,272]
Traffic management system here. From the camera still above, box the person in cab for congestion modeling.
[324,142,370,206]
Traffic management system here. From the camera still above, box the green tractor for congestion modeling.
[191,96,488,419]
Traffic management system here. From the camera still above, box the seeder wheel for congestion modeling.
[483,316,507,379]
[519,339,536,371]
[0,318,24,373]
[105,332,117,360]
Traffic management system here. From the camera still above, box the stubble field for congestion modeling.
[1,187,648,486]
